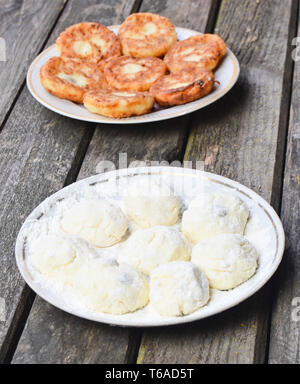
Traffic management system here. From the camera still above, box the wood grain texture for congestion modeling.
[12,302,134,364]
[3,0,137,364]
[138,0,298,364]
[0,0,66,130]
[137,291,270,364]
[0,86,93,363]
[138,0,219,31]
[12,0,219,364]
[268,7,300,364]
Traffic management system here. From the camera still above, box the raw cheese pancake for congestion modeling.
[150,262,209,316]
[118,13,177,57]
[84,90,154,118]
[73,257,149,315]
[56,22,121,65]
[104,56,167,91]
[164,34,227,73]
[40,57,107,103]
[150,69,214,107]
[191,234,258,290]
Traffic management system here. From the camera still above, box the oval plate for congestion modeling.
[15,167,284,327]
[26,26,240,124]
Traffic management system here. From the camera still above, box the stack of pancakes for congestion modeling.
[40,13,226,118]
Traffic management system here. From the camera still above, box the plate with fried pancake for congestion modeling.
[27,25,240,124]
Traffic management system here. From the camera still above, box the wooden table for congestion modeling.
[0,0,299,364]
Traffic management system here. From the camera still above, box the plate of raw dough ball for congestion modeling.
[15,167,284,327]
[27,13,239,124]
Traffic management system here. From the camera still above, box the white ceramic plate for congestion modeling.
[15,167,284,327]
[26,26,240,124]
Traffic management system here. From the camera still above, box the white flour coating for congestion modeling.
[29,233,99,284]
[20,174,275,321]
[150,261,209,316]
[26,220,148,315]
[30,233,76,275]
[182,192,249,243]
[119,226,190,275]
[191,234,258,290]
[72,257,149,315]
[60,199,128,247]
[123,176,181,228]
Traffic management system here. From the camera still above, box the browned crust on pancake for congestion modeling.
[118,13,177,58]
[83,90,155,118]
[164,34,227,73]
[56,22,121,65]
[104,56,167,91]
[40,57,107,103]
[150,69,215,106]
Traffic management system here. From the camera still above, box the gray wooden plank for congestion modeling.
[12,0,219,364]
[138,0,219,31]
[0,0,67,130]
[137,0,298,364]
[1,0,137,364]
[11,302,134,364]
[0,91,93,363]
[268,5,300,364]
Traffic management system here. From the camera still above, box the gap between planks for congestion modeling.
[263,0,300,364]
[3,0,142,364]
[10,0,221,364]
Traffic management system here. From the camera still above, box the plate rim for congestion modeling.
[26,25,240,125]
[15,166,285,327]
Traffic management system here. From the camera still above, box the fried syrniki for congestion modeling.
[104,56,166,92]
[40,57,107,103]
[83,90,154,118]
[164,34,226,73]
[118,13,177,58]
[150,69,214,107]
[56,22,121,65]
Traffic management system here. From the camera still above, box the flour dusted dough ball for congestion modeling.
[123,178,181,228]
[150,261,209,316]
[191,234,258,290]
[29,234,80,283]
[60,199,128,247]
[120,226,190,275]
[74,257,149,314]
[182,192,249,243]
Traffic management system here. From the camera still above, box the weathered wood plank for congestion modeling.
[12,0,219,364]
[137,292,270,364]
[268,6,300,364]
[0,92,93,363]
[12,302,134,364]
[0,0,67,130]
[138,0,219,31]
[0,0,137,364]
[137,0,298,364]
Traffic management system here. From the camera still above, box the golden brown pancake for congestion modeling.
[56,22,121,65]
[40,57,107,103]
[150,69,214,107]
[118,13,177,58]
[164,34,226,73]
[104,56,167,91]
[84,90,155,118]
